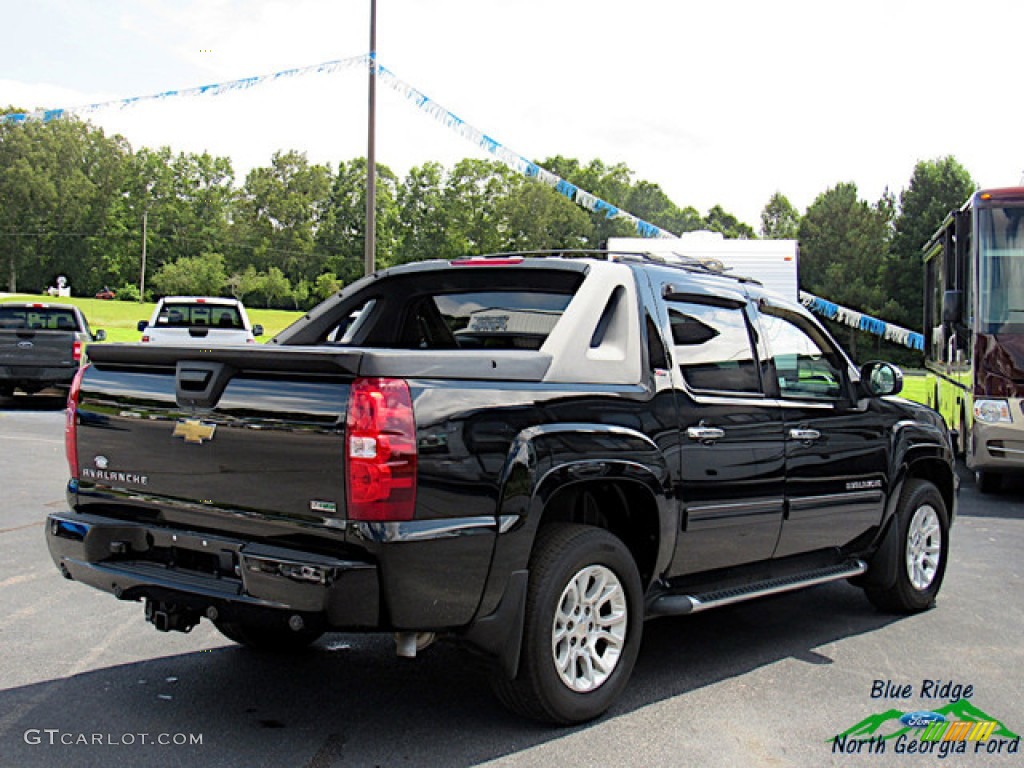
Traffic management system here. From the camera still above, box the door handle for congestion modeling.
[789,427,821,443]
[687,426,725,444]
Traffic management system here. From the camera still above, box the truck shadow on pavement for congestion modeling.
[0,392,66,412]
[1,581,900,768]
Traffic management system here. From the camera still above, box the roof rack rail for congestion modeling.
[450,249,763,286]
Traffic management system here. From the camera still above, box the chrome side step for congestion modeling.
[648,559,867,617]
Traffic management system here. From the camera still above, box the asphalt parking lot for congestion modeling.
[1,394,1022,768]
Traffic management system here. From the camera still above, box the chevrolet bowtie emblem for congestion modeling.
[173,419,217,444]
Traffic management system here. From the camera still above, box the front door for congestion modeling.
[754,304,888,558]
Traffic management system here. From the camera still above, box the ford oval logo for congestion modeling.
[17,340,33,349]
[900,711,946,728]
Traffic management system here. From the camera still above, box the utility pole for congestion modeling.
[364,0,377,276]
[140,209,148,301]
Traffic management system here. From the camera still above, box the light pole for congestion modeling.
[364,0,377,276]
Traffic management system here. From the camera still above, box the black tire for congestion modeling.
[865,479,949,614]
[956,411,968,460]
[491,524,643,725]
[976,470,1002,494]
[214,619,323,652]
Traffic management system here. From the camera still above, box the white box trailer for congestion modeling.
[607,232,799,300]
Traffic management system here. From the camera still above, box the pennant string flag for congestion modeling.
[800,292,925,351]
[374,62,675,239]
[1,52,675,240]
[0,55,370,125]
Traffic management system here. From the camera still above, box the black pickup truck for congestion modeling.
[0,302,105,397]
[47,252,956,723]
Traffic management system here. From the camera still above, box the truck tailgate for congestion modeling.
[0,330,77,367]
[73,344,363,529]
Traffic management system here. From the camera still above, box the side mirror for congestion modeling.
[94,330,106,342]
[252,324,264,337]
[137,320,148,332]
[942,290,962,326]
[860,361,903,397]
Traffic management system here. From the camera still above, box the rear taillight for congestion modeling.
[345,378,417,521]
[72,340,83,362]
[65,364,88,479]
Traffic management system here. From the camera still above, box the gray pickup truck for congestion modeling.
[0,302,105,397]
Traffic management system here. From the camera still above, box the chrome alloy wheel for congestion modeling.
[905,504,942,591]
[551,564,628,693]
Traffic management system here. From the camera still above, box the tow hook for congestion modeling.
[394,631,437,658]
[145,599,200,633]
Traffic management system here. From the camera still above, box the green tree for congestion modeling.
[0,114,131,293]
[704,205,755,239]
[760,192,800,239]
[798,182,891,317]
[317,158,399,283]
[881,157,975,329]
[442,159,519,255]
[497,180,592,251]
[313,271,342,301]
[150,252,228,296]
[234,150,331,283]
[396,161,450,263]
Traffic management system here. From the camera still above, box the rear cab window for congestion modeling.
[0,307,79,331]
[157,303,244,329]
[316,268,584,351]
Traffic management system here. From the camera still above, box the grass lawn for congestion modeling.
[899,370,931,408]
[0,293,304,343]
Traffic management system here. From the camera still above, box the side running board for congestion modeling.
[647,559,867,617]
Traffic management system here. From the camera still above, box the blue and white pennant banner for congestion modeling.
[375,61,674,239]
[0,55,370,125]
[1,53,672,239]
[800,291,925,351]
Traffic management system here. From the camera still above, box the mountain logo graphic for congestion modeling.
[833,699,1020,742]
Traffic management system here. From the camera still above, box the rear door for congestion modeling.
[660,286,786,576]
[753,302,888,557]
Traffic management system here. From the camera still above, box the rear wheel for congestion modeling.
[491,524,643,725]
[215,619,322,652]
[865,479,948,613]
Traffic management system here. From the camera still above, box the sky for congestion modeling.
[2,0,1022,231]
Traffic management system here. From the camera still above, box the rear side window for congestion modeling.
[0,307,78,331]
[667,301,761,394]
[158,304,242,329]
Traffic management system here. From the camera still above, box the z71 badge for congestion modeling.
[173,419,217,444]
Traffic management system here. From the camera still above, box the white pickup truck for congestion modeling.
[137,297,263,345]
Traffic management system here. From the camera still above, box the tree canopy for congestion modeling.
[0,112,981,354]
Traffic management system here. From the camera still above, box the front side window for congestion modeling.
[667,301,760,394]
[757,307,845,400]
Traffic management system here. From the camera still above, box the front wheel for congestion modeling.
[976,470,1002,494]
[865,479,949,614]
[491,524,643,725]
